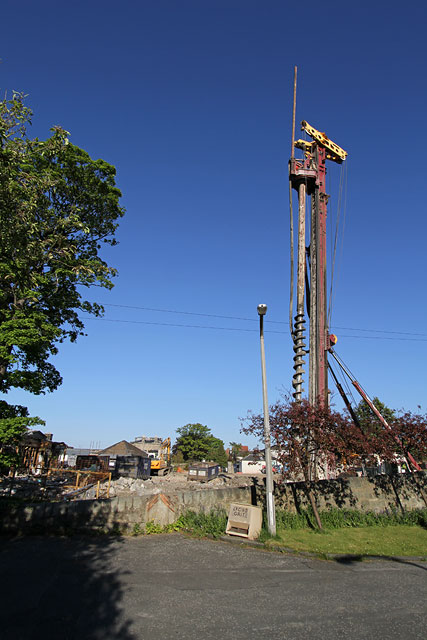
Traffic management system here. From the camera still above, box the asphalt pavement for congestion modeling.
[0,534,426,639]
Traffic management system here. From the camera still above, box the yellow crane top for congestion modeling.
[295,120,347,163]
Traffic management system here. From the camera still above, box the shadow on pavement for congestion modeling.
[334,553,427,571]
[0,535,134,640]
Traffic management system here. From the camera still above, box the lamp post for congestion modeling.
[257,304,276,536]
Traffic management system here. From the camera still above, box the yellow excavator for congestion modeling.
[150,437,172,476]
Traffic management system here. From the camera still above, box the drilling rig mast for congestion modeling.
[288,71,422,476]
[289,72,347,406]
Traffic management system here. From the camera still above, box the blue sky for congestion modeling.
[2,0,426,449]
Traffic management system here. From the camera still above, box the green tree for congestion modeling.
[206,436,227,467]
[0,93,124,467]
[171,449,184,465]
[174,423,226,465]
[229,442,243,462]
[354,397,395,433]
[174,424,212,461]
[0,401,44,470]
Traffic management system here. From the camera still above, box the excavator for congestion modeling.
[150,437,172,476]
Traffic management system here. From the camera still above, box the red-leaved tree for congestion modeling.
[241,397,361,528]
[241,395,427,528]
[388,411,427,467]
[243,397,367,481]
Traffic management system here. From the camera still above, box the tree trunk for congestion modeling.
[307,488,323,530]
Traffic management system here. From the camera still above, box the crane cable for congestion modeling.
[327,161,347,325]
[329,161,348,325]
[289,179,295,338]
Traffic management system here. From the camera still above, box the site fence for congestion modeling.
[47,467,112,499]
[1,467,111,500]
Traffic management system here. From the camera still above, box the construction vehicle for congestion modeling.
[150,437,172,476]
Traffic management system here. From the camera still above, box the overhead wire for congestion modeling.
[329,160,349,325]
[99,303,427,338]
[83,314,427,341]
[289,178,295,337]
[101,303,285,323]
[335,356,358,408]
[328,161,345,325]
[82,317,284,334]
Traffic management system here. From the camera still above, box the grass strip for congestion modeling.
[274,507,427,530]
[266,525,427,557]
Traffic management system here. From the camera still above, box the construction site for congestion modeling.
[0,66,426,538]
[0,431,258,506]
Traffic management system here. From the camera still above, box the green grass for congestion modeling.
[176,509,228,538]
[274,506,427,530]
[128,510,229,539]
[266,525,427,557]
[127,507,427,557]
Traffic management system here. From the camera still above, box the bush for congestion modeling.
[176,509,228,538]
[128,512,229,538]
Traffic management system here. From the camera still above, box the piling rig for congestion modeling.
[289,116,347,406]
[287,79,422,474]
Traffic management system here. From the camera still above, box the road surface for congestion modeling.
[0,534,425,639]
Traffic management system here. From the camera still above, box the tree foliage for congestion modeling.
[0,93,125,398]
[206,436,227,468]
[354,398,426,467]
[354,396,395,433]
[229,442,243,462]
[242,395,427,480]
[0,400,44,469]
[174,423,227,466]
[242,397,361,482]
[242,395,427,528]
[388,411,427,464]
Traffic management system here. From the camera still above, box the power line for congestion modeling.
[332,325,427,338]
[101,303,284,324]
[82,317,282,334]
[83,316,427,341]
[335,334,427,342]
[99,302,427,338]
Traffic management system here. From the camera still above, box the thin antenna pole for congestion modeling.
[291,66,297,159]
[288,66,298,337]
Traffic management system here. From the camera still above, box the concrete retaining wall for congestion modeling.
[0,486,253,535]
[1,473,425,535]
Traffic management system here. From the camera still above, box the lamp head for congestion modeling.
[257,304,267,316]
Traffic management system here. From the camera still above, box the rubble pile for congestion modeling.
[0,474,69,501]
[108,476,153,498]
[105,471,255,499]
[0,470,257,502]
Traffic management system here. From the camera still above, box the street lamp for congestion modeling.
[257,304,276,536]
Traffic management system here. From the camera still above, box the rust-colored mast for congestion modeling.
[289,100,347,406]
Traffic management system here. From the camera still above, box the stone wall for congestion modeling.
[254,471,427,514]
[0,486,253,535]
[1,473,425,535]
